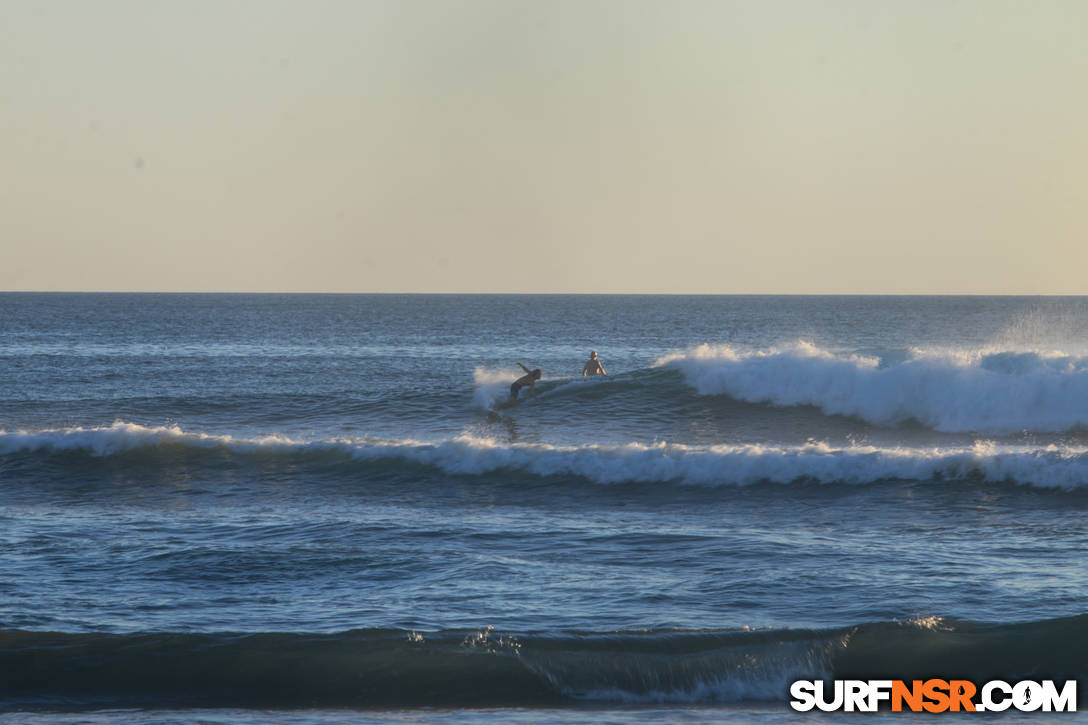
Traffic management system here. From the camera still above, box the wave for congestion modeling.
[472,366,644,411]
[1,615,1083,709]
[657,342,1088,434]
[4,422,1088,490]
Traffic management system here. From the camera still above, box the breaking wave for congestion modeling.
[1,615,1083,709]
[4,422,1088,490]
[657,342,1088,434]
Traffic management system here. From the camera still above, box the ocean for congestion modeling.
[1,293,1086,723]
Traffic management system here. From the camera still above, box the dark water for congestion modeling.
[2,294,1087,722]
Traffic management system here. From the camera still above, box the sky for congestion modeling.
[1,0,1086,293]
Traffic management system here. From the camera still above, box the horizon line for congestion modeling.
[2,290,1086,297]
[6,287,1088,296]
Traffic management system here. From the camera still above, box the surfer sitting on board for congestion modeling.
[582,351,606,376]
[494,363,541,411]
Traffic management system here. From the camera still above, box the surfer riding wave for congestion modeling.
[494,363,541,411]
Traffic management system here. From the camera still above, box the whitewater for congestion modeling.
[6,421,1088,490]
[657,341,1088,434]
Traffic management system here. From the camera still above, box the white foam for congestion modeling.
[471,367,517,410]
[0,421,295,457]
[4,422,1088,490]
[656,342,1088,434]
[525,635,837,704]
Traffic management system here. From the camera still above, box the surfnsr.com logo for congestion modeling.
[790,679,1077,713]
